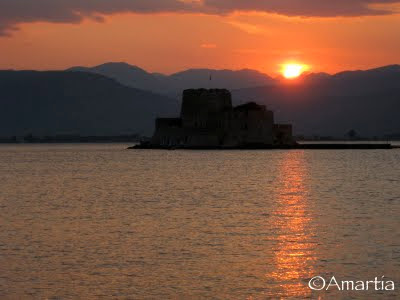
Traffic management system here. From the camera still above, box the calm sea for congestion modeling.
[0,144,399,299]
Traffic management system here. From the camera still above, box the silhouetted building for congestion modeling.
[150,89,293,148]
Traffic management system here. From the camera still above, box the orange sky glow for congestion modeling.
[1,9,400,76]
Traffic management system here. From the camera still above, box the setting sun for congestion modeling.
[282,64,308,79]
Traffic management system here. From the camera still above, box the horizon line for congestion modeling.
[1,62,400,79]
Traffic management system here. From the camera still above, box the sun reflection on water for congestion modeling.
[264,151,316,298]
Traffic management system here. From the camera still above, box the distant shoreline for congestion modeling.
[1,139,399,147]
[0,135,141,144]
[129,143,397,150]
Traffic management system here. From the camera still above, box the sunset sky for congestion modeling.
[1,0,400,76]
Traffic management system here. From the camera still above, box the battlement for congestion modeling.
[182,88,231,96]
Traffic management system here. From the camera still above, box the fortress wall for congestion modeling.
[186,133,220,147]
[151,118,185,146]
[225,107,274,146]
[274,124,294,145]
[148,89,293,148]
[181,89,232,129]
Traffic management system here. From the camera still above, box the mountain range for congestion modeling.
[233,65,400,137]
[1,63,400,138]
[0,70,177,136]
[68,63,275,96]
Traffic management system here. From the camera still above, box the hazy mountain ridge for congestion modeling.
[67,62,171,93]
[0,70,178,136]
[67,62,276,95]
[233,65,400,137]
[1,64,400,137]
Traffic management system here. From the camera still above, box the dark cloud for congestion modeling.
[203,0,400,17]
[0,0,399,35]
[0,0,191,35]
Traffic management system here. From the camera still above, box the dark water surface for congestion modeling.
[0,144,399,299]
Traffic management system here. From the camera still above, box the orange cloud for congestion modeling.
[225,20,267,34]
[201,43,217,48]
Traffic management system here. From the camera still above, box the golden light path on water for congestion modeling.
[261,151,316,299]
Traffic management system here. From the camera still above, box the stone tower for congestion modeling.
[180,89,232,129]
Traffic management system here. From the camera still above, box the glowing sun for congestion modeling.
[282,63,308,79]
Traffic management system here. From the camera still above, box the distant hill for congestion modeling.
[1,65,400,138]
[0,71,178,136]
[67,62,275,95]
[68,63,170,94]
[232,65,400,137]
[168,68,275,92]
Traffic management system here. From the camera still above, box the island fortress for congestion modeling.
[147,88,294,149]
